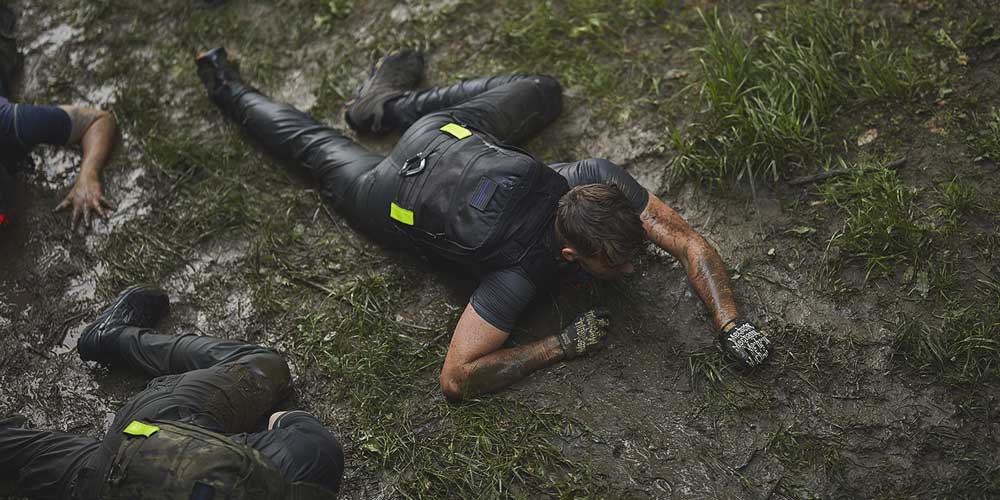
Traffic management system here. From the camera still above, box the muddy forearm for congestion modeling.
[77,112,116,183]
[459,336,565,398]
[686,240,739,331]
[641,194,739,332]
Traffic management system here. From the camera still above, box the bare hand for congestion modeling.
[54,177,115,228]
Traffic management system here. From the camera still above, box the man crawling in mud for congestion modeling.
[1,286,343,499]
[0,4,116,230]
[196,48,771,401]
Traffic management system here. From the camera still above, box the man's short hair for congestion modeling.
[555,183,645,264]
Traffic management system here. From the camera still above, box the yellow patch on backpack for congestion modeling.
[123,421,161,438]
[390,202,415,225]
[440,123,472,140]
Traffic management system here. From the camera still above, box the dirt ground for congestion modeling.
[1,0,999,499]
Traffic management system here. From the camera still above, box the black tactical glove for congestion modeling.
[719,319,771,368]
[558,308,611,359]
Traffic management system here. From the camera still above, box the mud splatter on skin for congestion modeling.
[454,336,565,401]
[640,195,738,330]
[689,254,738,329]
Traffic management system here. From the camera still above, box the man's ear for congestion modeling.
[561,247,578,262]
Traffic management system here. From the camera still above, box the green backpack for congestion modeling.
[98,420,335,500]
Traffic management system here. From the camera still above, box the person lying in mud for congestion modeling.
[195,48,771,401]
[0,286,344,500]
[0,5,116,230]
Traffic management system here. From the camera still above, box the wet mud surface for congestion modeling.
[2,1,999,499]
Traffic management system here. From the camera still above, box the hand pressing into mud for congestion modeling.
[558,308,611,360]
[719,320,770,369]
[55,175,115,229]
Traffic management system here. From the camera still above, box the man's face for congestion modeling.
[574,253,636,281]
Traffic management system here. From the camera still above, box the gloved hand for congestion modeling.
[558,308,611,359]
[719,320,771,368]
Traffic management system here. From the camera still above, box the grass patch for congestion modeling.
[687,348,730,387]
[97,78,296,290]
[767,427,843,473]
[820,160,940,278]
[494,0,670,100]
[970,106,1000,162]
[675,2,924,188]
[934,176,979,224]
[893,276,1000,384]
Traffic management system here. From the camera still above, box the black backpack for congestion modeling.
[389,122,568,271]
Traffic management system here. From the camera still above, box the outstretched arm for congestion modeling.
[640,192,738,330]
[54,106,117,227]
[640,191,770,367]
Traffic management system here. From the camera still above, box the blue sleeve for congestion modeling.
[10,103,73,147]
[470,267,538,332]
[550,158,650,212]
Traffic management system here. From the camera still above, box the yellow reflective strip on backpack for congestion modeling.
[389,202,414,225]
[440,123,472,140]
[123,420,161,438]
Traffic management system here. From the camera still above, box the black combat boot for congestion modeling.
[195,47,243,104]
[0,5,22,99]
[344,50,424,134]
[78,285,170,364]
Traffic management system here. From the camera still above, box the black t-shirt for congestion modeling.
[470,158,649,331]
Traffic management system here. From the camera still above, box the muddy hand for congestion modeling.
[558,308,611,360]
[719,320,770,369]
[54,176,115,229]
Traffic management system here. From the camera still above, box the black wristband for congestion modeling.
[720,319,740,335]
